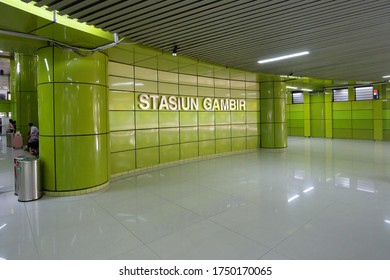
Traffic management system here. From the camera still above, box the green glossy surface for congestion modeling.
[160,144,180,163]
[215,112,231,124]
[231,112,246,124]
[232,137,246,151]
[54,84,107,135]
[160,128,180,145]
[180,112,198,126]
[110,131,135,152]
[246,112,259,123]
[179,85,198,96]
[136,129,159,149]
[109,91,135,110]
[199,112,215,126]
[247,136,260,149]
[247,124,260,136]
[199,126,215,140]
[159,111,180,127]
[55,135,108,191]
[53,49,107,84]
[136,147,159,168]
[110,111,135,131]
[39,136,55,191]
[232,125,246,137]
[108,61,134,78]
[216,139,231,153]
[111,151,136,174]
[135,111,159,129]
[199,140,216,156]
[352,110,373,119]
[159,83,179,95]
[180,127,198,142]
[216,125,231,139]
[180,142,199,159]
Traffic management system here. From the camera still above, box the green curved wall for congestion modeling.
[11,53,38,137]
[260,81,287,148]
[37,46,109,194]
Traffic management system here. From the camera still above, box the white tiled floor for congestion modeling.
[1,136,390,260]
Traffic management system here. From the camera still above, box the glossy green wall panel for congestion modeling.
[180,112,198,126]
[111,151,136,174]
[136,129,159,148]
[352,120,373,129]
[110,131,135,152]
[109,76,135,91]
[232,125,246,137]
[160,128,180,145]
[353,130,373,139]
[180,127,198,142]
[199,126,215,140]
[215,112,231,124]
[110,111,135,131]
[159,82,179,95]
[159,111,179,127]
[38,137,55,191]
[54,83,107,135]
[232,137,246,151]
[231,112,246,124]
[109,91,134,110]
[199,140,216,156]
[37,48,53,84]
[352,110,373,119]
[136,147,159,168]
[135,111,159,129]
[160,145,180,163]
[180,143,199,159]
[247,136,260,149]
[108,61,134,78]
[199,112,215,126]
[55,135,108,190]
[53,48,107,85]
[216,139,231,153]
[216,125,231,139]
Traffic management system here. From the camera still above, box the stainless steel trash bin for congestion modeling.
[17,157,42,202]
[6,132,13,147]
[14,156,25,196]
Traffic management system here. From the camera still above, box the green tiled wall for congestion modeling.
[108,45,260,175]
[287,89,383,140]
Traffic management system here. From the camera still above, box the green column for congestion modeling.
[373,85,383,141]
[260,81,287,148]
[37,46,110,195]
[10,53,38,137]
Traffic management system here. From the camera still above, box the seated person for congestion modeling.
[27,122,39,152]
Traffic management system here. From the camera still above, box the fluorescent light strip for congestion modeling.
[382,75,390,78]
[258,51,309,64]
[301,88,313,92]
[286,86,298,89]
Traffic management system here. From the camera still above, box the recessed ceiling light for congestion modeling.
[302,88,313,92]
[382,75,390,79]
[286,86,298,89]
[258,51,310,64]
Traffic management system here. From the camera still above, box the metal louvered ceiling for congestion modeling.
[21,0,390,81]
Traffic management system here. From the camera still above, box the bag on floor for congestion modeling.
[13,134,23,149]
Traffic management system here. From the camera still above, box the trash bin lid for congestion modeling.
[21,156,39,162]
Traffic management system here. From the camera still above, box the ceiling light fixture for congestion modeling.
[286,86,298,89]
[172,45,178,56]
[382,75,390,79]
[258,51,310,64]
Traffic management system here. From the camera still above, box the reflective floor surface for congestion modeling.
[1,136,390,260]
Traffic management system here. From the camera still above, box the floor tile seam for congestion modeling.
[206,216,271,259]
[24,202,43,260]
[266,200,341,258]
[91,194,203,260]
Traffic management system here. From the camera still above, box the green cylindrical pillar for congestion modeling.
[10,53,38,137]
[37,46,110,195]
[260,81,287,148]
